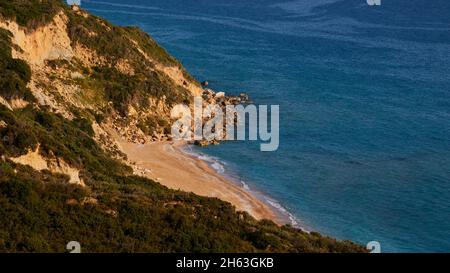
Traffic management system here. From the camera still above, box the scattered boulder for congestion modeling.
[239,92,249,102]
[70,71,84,79]
[215,92,225,98]
[194,139,220,147]
[192,89,252,148]
[104,209,118,217]
[194,140,209,147]
[81,197,98,206]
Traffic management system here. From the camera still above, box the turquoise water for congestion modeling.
[83,0,450,252]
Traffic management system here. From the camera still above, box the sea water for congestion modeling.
[83,0,450,252]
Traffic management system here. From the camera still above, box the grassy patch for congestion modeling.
[90,66,190,115]
[0,0,64,28]
[0,158,366,253]
[0,29,35,102]
[0,1,366,253]
[0,104,130,177]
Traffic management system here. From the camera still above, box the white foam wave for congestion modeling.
[241,180,250,191]
[211,162,225,174]
[265,198,302,229]
[182,148,226,174]
[181,146,304,231]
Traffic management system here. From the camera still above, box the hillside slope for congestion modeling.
[0,0,365,253]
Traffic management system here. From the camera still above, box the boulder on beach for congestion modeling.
[239,93,249,101]
[215,92,226,98]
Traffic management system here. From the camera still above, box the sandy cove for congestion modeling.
[116,139,283,224]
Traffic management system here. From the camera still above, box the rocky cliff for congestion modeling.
[0,0,365,253]
[0,2,202,146]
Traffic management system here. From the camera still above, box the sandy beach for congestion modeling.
[116,139,283,224]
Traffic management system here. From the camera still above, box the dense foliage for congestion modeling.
[90,66,190,115]
[0,158,365,253]
[65,5,193,114]
[0,0,63,28]
[0,0,367,253]
[0,104,364,253]
[0,29,34,101]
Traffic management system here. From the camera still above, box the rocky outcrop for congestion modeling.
[0,5,249,166]
[0,11,73,66]
[10,145,85,187]
[0,11,77,114]
[155,64,203,97]
[73,43,106,67]
[193,89,251,147]
[202,89,250,105]
[0,6,204,151]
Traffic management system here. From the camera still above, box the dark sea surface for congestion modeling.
[82,0,450,252]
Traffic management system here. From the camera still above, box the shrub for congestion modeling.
[0,29,35,101]
[0,0,64,28]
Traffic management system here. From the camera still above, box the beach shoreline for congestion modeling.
[115,138,288,225]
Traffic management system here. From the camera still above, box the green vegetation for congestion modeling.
[138,115,171,136]
[0,29,34,101]
[64,4,193,115]
[1,0,195,114]
[0,0,63,28]
[0,105,129,175]
[0,0,366,253]
[0,104,364,252]
[123,26,200,87]
[0,152,365,253]
[66,9,185,69]
[90,66,190,115]
[123,26,180,67]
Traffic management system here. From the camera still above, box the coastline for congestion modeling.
[181,145,303,229]
[116,138,288,225]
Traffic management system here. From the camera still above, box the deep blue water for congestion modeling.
[82,0,450,252]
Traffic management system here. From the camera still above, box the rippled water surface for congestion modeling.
[83,0,450,252]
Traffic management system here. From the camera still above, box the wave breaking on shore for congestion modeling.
[181,145,303,229]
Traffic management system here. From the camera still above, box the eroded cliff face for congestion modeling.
[10,145,85,187]
[1,6,202,135]
[0,5,201,180]
[0,2,367,253]
[0,11,73,66]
